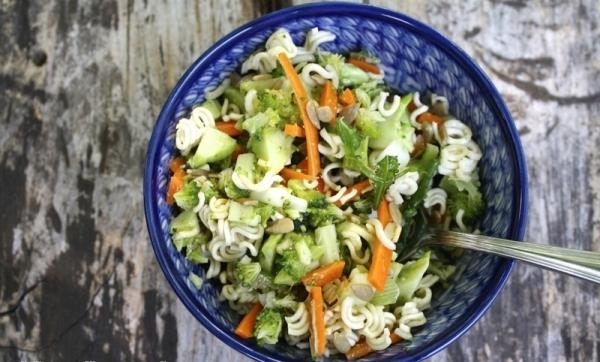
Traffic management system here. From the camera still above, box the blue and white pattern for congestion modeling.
[144,3,528,362]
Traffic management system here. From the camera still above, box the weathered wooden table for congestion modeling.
[1,0,599,361]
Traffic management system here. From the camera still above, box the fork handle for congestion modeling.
[439,231,600,284]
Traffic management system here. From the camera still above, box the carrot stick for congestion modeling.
[284,123,306,138]
[339,88,357,106]
[335,179,373,206]
[169,156,185,174]
[215,121,243,137]
[347,179,372,196]
[368,199,393,291]
[166,157,186,205]
[345,333,402,360]
[297,159,309,173]
[277,53,321,177]
[309,286,326,357]
[234,302,263,339]
[348,58,381,74]
[319,80,338,118]
[417,112,444,124]
[302,260,345,287]
[280,167,315,181]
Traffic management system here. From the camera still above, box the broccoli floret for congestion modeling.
[253,308,283,345]
[273,233,320,285]
[170,210,200,239]
[287,179,327,207]
[172,231,211,264]
[287,178,345,227]
[173,178,200,210]
[274,249,309,285]
[198,178,220,202]
[217,168,250,200]
[255,88,300,123]
[439,175,485,226]
[255,202,275,226]
[235,262,262,288]
[305,204,344,228]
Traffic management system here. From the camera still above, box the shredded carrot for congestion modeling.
[166,157,186,205]
[347,179,372,196]
[309,286,326,357]
[297,159,309,173]
[215,121,243,137]
[234,302,262,339]
[277,53,321,177]
[169,156,185,174]
[339,88,357,106]
[335,179,373,206]
[348,57,381,74]
[319,80,338,123]
[417,112,444,124]
[284,123,306,138]
[280,167,315,181]
[345,333,402,360]
[367,199,393,291]
[302,260,345,287]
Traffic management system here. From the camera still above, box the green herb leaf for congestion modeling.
[333,118,376,179]
[372,155,400,206]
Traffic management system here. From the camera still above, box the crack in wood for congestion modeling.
[0,282,40,317]
[0,271,114,353]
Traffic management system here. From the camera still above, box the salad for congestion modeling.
[166,27,484,359]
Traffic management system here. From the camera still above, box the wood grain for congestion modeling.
[1,0,598,361]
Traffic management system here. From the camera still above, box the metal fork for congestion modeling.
[420,230,600,283]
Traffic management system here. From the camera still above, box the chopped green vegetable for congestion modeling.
[396,251,430,304]
[254,307,284,345]
[440,176,485,226]
[173,178,200,210]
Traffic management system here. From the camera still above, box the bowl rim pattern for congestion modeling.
[143,2,528,361]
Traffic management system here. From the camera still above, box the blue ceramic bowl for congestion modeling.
[144,3,528,361]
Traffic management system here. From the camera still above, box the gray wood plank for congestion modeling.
[1,0,598,361]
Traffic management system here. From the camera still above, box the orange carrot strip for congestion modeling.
[234,302,263,339]
[335,179,373,206]
[417,112,444,124]
[302,260,345,287]
[277,53,321,177]
[319,80,338,119]
[166,157,186,205]
[339,88,357,106]
[309,286,326,357]
[348,57,381,74]
[169,156,185,174]
[345,333,402,360]
[368,199,393,291]
[347,179,372,196]
[280,167,315,181]
[297,159,309,173]
[215,121,243,137]
[284,123,306,138]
